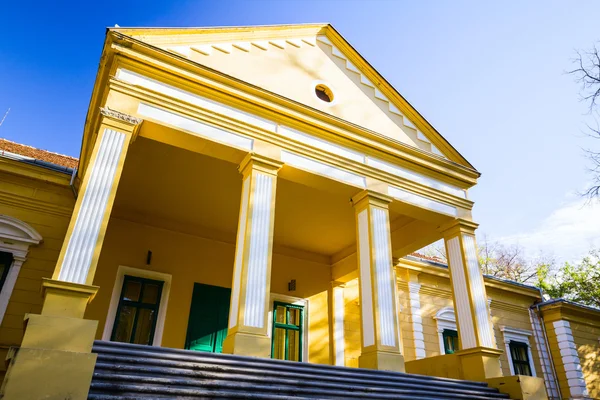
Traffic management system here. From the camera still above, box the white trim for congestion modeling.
[434,306,458,355]
[500,326,537,377]
[137,103,254,151]
[0,215,43,326]
[102,265,172,346]
[408,282,426,359]
[367,157,465,199]
[357,209,375,347]
[332,285,345,366]
[529,309,560,398]
[388,185,457,216]
[278,125,363,163]
[552,320,589,398]
[116,68,275,132]
[281,151,366,188]
[267,293,309,363]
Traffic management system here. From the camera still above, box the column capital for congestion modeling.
[351,190,393,210]
[438,218,479,238]
[239,153,284,178]
[99,107,143,140]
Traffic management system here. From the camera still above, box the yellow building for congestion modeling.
[0,24,598,399]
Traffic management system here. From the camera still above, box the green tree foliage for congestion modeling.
[537,250,600,308]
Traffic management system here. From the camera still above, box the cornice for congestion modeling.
[0,157,72,187]
[106,34,480,185]
[396,259,541,298]
[0,190,74,218]
[539,301,600,325]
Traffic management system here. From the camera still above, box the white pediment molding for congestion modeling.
[160,35,446,159]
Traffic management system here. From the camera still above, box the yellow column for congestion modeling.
[1,108,141,400]
[352,190,405,372]
[440,219,503,381]
[223,153,283,358]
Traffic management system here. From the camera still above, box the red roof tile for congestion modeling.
[409,252,447,264]
[0,138,78,169]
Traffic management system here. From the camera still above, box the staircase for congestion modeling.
[89,340,510,399]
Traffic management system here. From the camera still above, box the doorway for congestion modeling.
[185,283,231,353]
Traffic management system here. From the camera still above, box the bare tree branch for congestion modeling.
[570,43,600,199]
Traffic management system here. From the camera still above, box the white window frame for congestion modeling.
[102,265,172,346]
[268,293,309,362]
[501,326,537,377]
[0,215,42,326]
[434,306,457,355]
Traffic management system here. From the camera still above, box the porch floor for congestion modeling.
[89,340,509,399]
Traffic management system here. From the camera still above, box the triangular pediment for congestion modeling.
[114,24,472,167]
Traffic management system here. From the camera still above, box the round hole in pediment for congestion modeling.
[315,84,334,103]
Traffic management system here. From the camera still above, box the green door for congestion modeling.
[185,283,231,353]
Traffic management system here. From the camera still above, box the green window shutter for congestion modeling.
[185,283,231,354]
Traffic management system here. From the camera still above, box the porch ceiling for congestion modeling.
[112,137,410,258]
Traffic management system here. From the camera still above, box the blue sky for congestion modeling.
[1,1,599,261]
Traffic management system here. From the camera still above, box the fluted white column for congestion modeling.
[332,283,346,366]
[224,153,283,358]
[53,108,141,287]
[353,190,404,372]
[441,220,496,350]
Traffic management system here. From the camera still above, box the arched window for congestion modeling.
[0,215,42,325]
[434,307,458,355]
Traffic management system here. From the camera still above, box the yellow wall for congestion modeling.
[0,170,75,377]
[395,265,546,378]
[342,278,360,367]
[543,319,570,399]
[85,216,332,361]
[415,273,454,359]
[570,321,599,399]
[543,309,600,400]
[487,288,544,378]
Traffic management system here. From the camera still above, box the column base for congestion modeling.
[486,375,548,400]
[456,347,503,381]
[222,331,271,358]
[0,313,99,399]
[41,278,99,319]
[359,349,405,372]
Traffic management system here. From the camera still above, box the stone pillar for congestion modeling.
[223,154,283,358]
[551,320,589,399]
[352,190,404,372]
[1,108,141,400]
[440,219,502,381]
